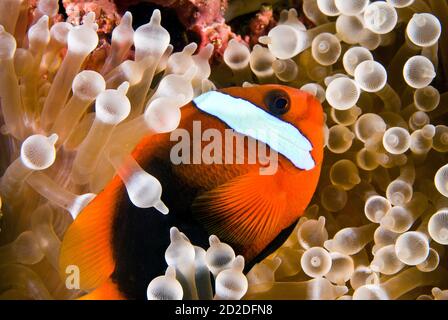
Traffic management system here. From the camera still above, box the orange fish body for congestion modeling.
[59,85,324,299]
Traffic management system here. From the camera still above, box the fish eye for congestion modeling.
[265,90,290,115]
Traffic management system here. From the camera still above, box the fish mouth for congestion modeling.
[193,91,315,170]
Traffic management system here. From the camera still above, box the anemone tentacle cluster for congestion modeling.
[147,228,248,300]
[0,1,214,300]
[0,0,448,300]
[228,0,448,301]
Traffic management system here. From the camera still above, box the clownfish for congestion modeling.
[59,85,324,300]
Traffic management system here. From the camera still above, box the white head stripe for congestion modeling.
[193,91,315,170]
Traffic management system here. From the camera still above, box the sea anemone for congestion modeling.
[0,0,448,301]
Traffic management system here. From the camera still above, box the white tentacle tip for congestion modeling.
[47,133,58,145]
[184,42,198,55]
[150,9,162,25]
[258,36,272,45]
[209,234,221,246]
[154,200,169,215]
[117,81,130,95]
[122,11,133,25]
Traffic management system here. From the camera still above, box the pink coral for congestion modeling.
[116,0,241,59]
[29,0,64,23]
[82,39,111,72]
[247,5,276,47]
[62,0,121,34]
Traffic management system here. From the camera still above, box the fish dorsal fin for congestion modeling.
[59,176,125,291]
[192,171,287,249]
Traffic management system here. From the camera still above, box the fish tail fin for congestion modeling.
[59,176,124,293]
[78,279,125,300]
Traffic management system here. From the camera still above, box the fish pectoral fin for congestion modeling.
[78,279,125,300]
[192,172,286,247]
[59,176,124,292]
